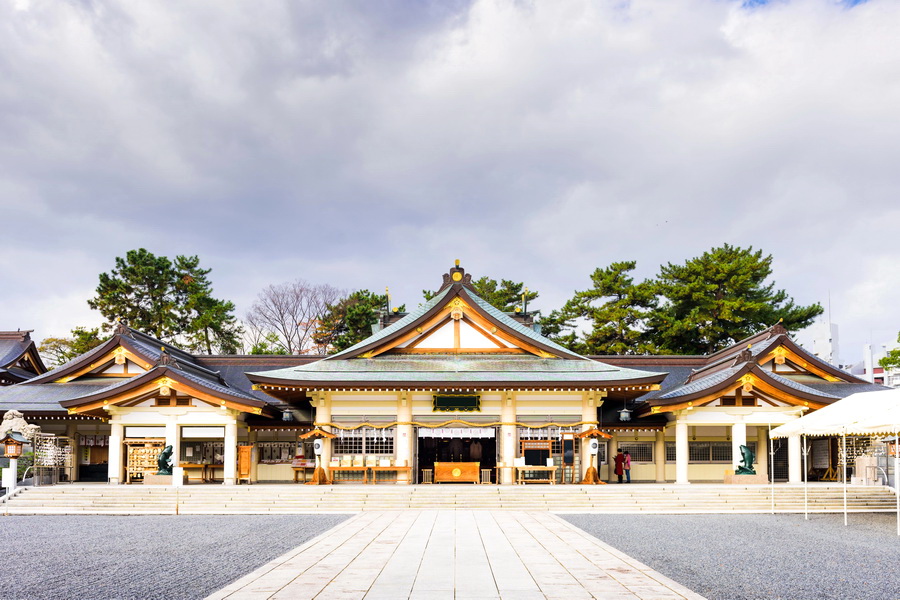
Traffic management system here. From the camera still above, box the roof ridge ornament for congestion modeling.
[157,347,177,368]
[113,320,130,336]
[438,260,473,292]
[770,319,788,337]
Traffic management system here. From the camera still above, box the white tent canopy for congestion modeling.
[769,387,900,535]
[770,388,900,438]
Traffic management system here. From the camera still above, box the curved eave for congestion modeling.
[324,284,581,361]
[59,367,270,415]
[250,375,665,392]
[641,364,835,415]
[764,336,866,383]
[457,288,581,359]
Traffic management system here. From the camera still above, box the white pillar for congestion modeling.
[607,432,618,482]
[675,420,690,484]
[396,391,413,484]
[65,422,78,482]
[165,421,183,487]
[581,391,602,481]
[655,430,666,482]
[501,391,517,484]
[756,428,768,479]
[108,422,124,484]
[249,430,259,483]
[223,420,237,485]
[732,421,747,471]
[317,392,332,479]
[788,434,802,484]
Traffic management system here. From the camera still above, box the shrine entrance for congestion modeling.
[417,428,496,483]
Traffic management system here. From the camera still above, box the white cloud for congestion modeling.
[0,0,898,361]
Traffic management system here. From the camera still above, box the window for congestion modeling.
[668,441,759,463]
[666,442,676,462]
[333,430,394,456]
[617,442,652,462]
[155,398,171,406]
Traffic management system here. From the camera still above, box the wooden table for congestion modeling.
[516,466,558,484]
[328,466,368,484]
[494,465,516,485]
[292,466,315,483]
[180,463,207,483]
[369,466,412,484]
[434,462,480,484]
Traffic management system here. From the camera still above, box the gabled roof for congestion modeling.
[58,363,273,417]
[0,330,47,383]
[248,264,667,394]
[325,264,584,361]
[2,325,293,417]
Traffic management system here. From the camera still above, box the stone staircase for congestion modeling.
[3,483,897,515]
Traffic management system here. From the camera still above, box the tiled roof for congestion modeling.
[0,383,111,412]
[464,290,584,360]
[249,354,664,386]
[657,365,745,400]
[325,287,453,360]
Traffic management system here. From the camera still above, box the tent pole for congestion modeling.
[803,434,808,521]
[842,430,847,527]
[769,423,775,514]
[894,429,899,537]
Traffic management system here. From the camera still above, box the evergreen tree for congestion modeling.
[647,244,823,354]
[87,249,242,353]
[548,261,658,355]
[314,290,405,352]
[39,327,107,367]
[879,332,900,371]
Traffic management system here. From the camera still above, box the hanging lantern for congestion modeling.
[2,432,26,459]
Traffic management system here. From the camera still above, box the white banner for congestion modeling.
[418,427,495,439]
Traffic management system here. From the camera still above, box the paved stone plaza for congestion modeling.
[3,510,899,599]
[209,511,704,600]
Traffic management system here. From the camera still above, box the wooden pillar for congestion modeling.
[581,391,604,481]
[396,391,413,484]
[108,421,123,485]
[675,419,690,484]
[654,430,666,482]
[501,391,516,484]
[223,420,237,485]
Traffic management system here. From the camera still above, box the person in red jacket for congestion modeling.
[613,448,626,483]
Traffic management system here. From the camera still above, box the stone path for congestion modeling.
[207,511,705,600]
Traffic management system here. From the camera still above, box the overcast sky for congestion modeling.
[1,0,897,365]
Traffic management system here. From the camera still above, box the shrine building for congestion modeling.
[0,262,882,486]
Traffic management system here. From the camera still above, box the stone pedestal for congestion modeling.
[143,474,188,485]
[724,471,769,484]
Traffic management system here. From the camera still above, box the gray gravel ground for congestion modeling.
[563,513,900,600]
[0,514,349,600]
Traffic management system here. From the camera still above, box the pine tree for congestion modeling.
[87,249,242,353]
[314,290,405,352]
[647,244,823,354]
[542,261,657,354]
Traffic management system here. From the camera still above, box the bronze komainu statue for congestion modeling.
[157,445,174,476]
[735,444,756,475]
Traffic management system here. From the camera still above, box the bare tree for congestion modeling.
[245,280,346,354]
